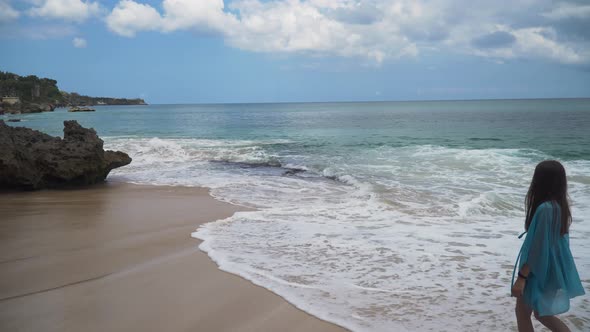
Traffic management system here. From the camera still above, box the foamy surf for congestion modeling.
[106,137,590,331]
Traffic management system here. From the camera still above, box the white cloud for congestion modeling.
[0,1,20,23]
[106,0,163,37]
[72,36,86,48]
[106,0,237,37]
[159,0,235,32]
[542,2,590,20]
[106,0,418,63]
[468,26,585,65]
[29,0,101,23]
[103,0,590,65]
[512,27,584,64]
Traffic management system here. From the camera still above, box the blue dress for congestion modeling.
[512,201,585,316]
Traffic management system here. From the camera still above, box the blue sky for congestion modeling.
[1,0,590,104]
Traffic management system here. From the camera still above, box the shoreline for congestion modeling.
[0,182,346,332]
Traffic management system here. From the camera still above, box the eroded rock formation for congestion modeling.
[0,120,131,190]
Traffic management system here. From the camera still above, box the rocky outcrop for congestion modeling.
[69,106,95,112]
[1,101,55,114]
[22,102,55,113]
[0,120,131,190]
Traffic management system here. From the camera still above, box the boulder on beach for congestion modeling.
[0,120,132,190]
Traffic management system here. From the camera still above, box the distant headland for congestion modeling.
[0,71,147,114]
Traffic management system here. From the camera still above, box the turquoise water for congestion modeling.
[8,99,590,159]
[5,99,590,331]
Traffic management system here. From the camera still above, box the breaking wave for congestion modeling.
[105,137,590,331]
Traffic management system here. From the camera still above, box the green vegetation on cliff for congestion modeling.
[0,72,63,104]
[0,71,146,114]
[62,92,146,106]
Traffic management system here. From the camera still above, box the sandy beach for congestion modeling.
[0,182,345,332]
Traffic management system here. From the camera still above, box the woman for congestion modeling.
[511,160,585,331]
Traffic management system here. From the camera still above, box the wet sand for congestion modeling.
[0,182,346,332]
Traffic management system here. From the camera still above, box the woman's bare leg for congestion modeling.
[533,312,571,332]
[515,297,534,332]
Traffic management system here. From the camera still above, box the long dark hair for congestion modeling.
[525,160,571,235]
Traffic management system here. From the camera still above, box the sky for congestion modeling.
[1,0,590,104]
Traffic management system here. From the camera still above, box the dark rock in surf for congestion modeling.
[0,120,132,190]
[283,168,306,176]
[68,106,95,112]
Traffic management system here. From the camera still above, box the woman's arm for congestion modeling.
[511,264,530,297]
[519,264,530,278]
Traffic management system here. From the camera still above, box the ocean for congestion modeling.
[6,99,590,331]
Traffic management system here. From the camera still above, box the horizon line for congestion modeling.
[144,96,590,106]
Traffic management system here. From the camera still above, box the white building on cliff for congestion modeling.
[1,96,20,105]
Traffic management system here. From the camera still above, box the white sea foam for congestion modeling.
[106,137,590,331]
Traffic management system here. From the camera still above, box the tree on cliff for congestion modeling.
[0,72,63,104]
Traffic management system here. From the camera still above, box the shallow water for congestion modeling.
[6,99,590,331]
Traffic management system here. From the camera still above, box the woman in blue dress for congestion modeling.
[512,160,585,331]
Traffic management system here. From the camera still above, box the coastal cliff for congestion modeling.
[61,92,147,107]
[0,72,59,114]
[0,71,146,115]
